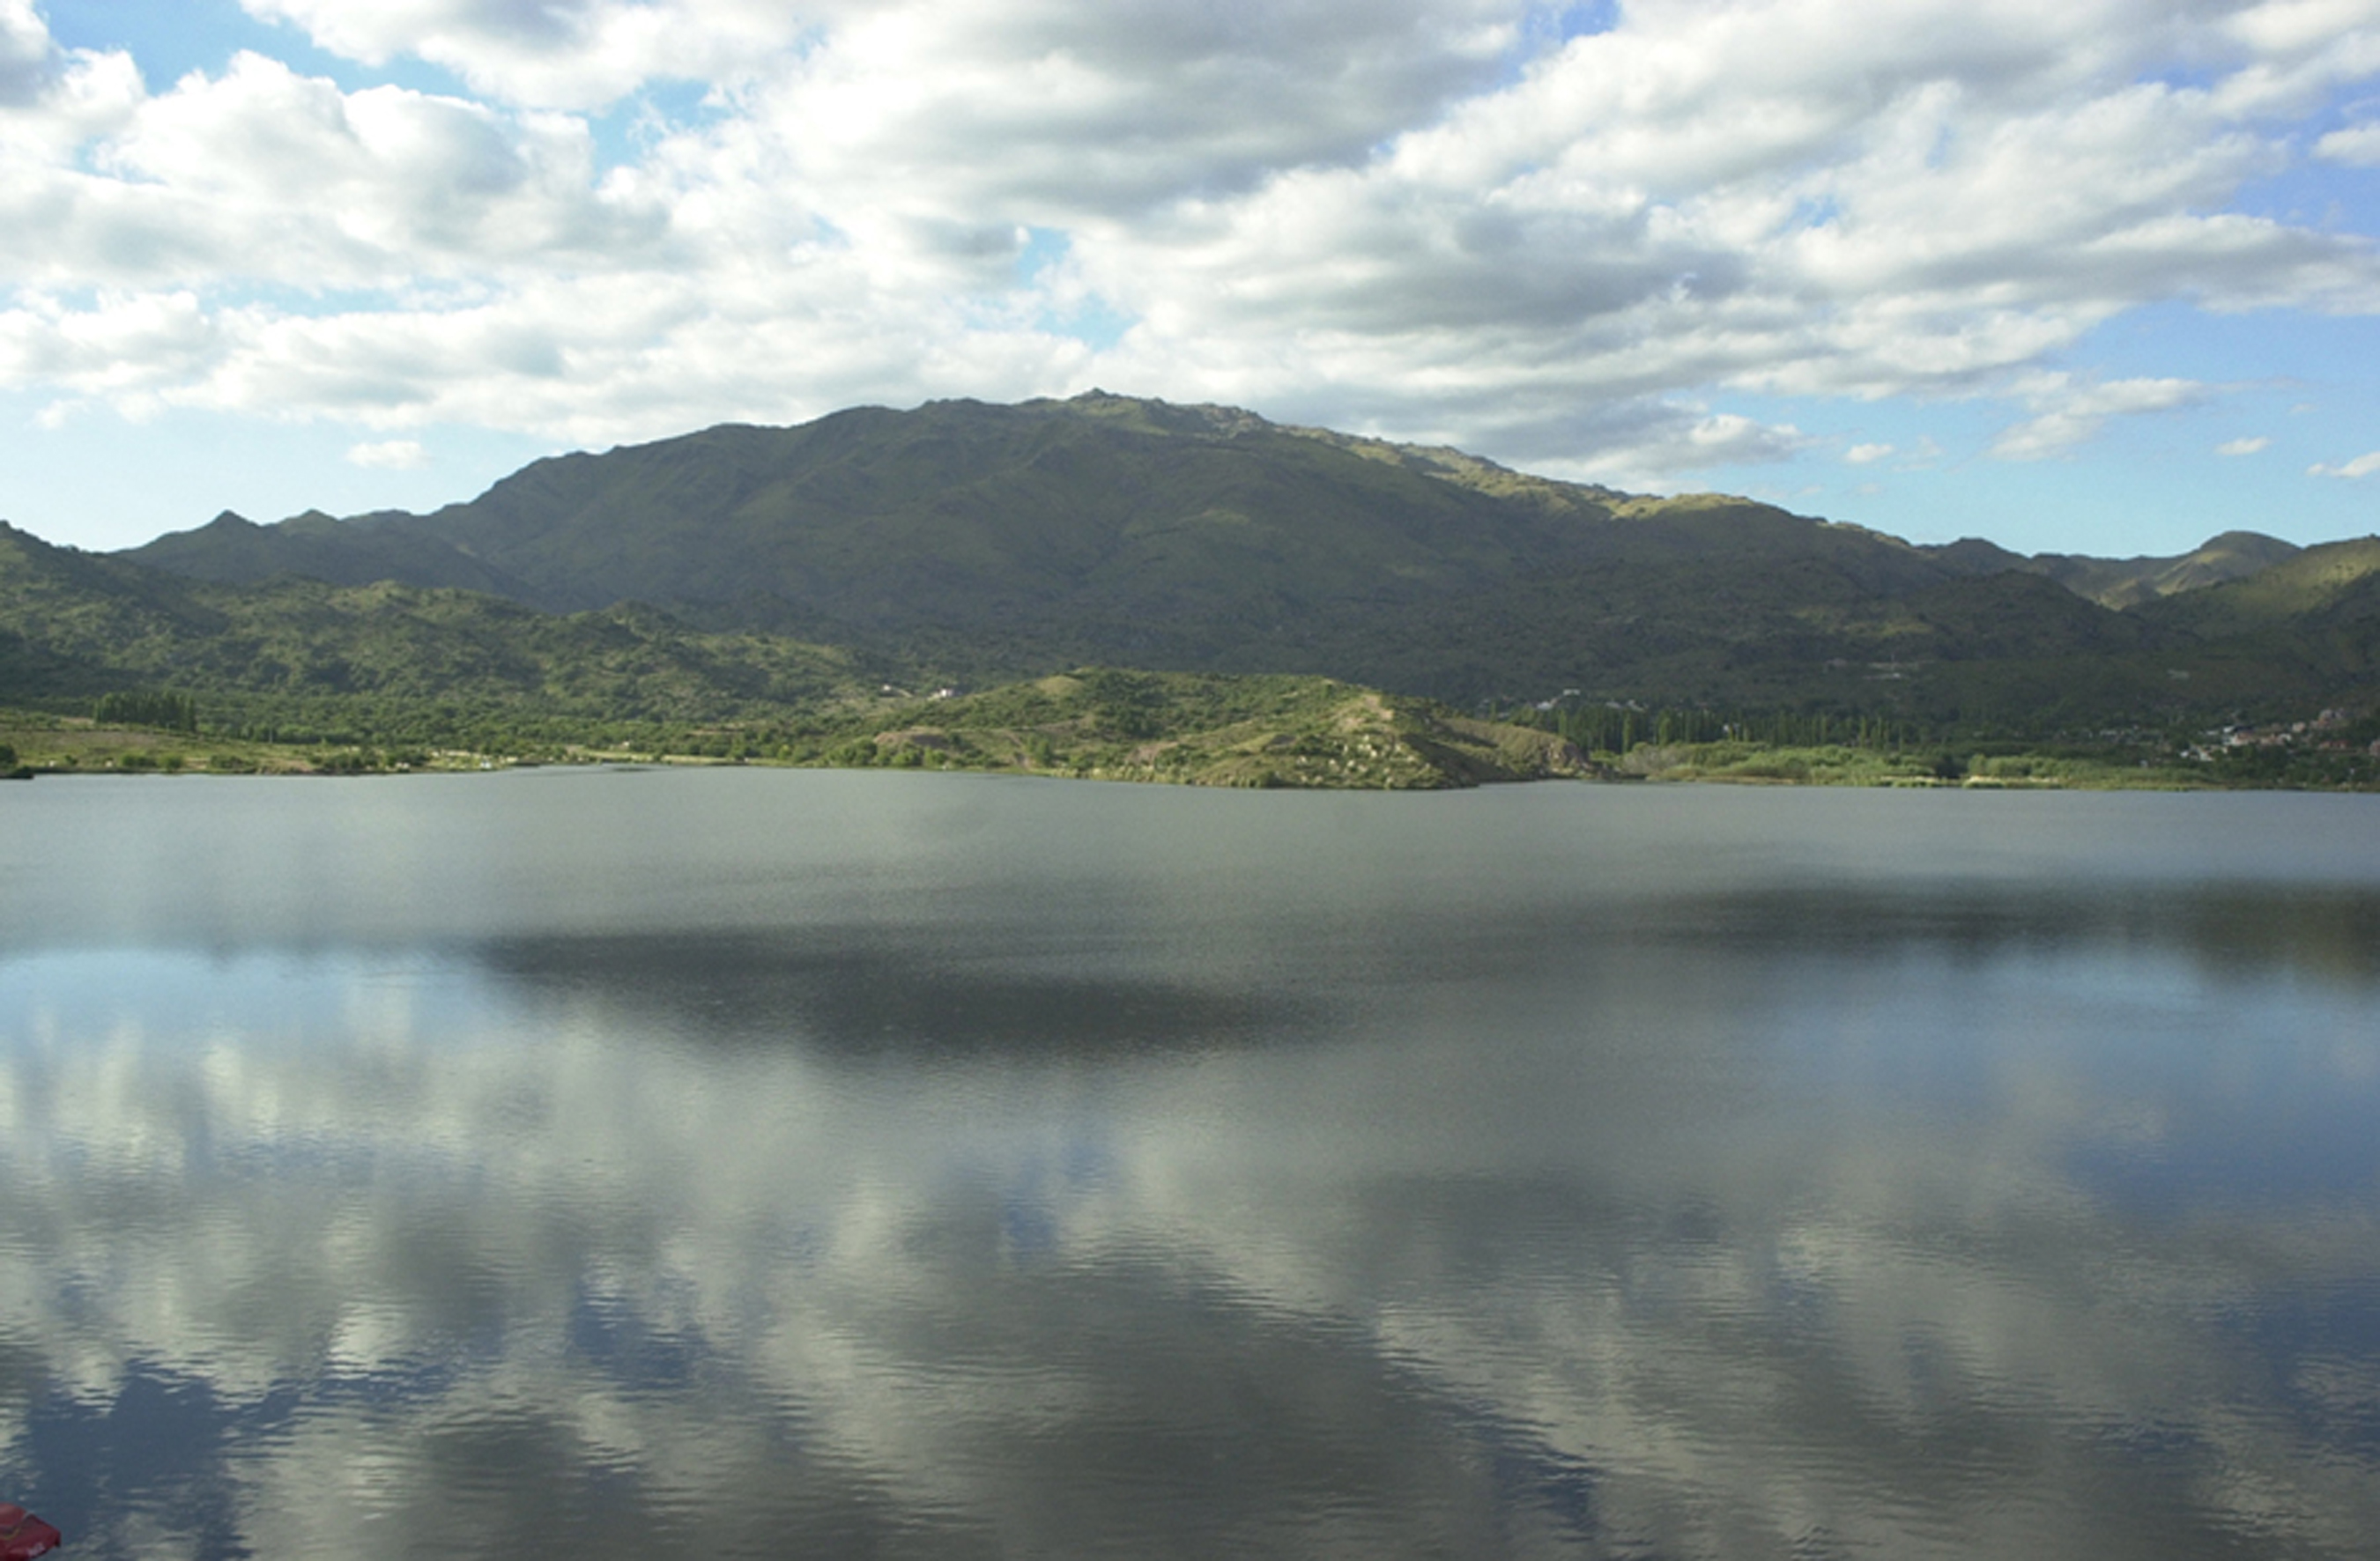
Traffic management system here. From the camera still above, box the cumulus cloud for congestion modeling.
[345,438,430,469]
[239,0,815,109]
[0,52,667,290]
[0,289,218,411]
[1990,374,2210,461]
[1398,399,1813,490]
[2216,434,2272,454]
[0,1,141,148]
[2315,119,2380,162]
[1627,409,1813,475]
[0,0,48,107]
[0,0,2376,481]
[1844,442,1894,464]
[750,0,1524,223]
[2310,449,2380,476]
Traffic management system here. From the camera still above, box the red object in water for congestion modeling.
[0,1505,60,1560]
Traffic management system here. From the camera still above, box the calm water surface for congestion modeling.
[4,771,2378,1558]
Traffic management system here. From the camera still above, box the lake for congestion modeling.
[4,770,2378,1559]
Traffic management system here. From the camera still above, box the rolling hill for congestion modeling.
[0,519,879,725]
[0,391,2360,734]
[105,391,2262,707]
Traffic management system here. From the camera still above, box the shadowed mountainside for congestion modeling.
[32,392,2380,722]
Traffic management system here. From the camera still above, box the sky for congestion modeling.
[2,0,2377,559]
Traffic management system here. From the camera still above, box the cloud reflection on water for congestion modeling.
[3,911,2376,1555]
[4,777,2379,1558]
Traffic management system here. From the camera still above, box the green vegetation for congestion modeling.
[1593,741,2194,789]
[110,392,2197,709]
[1495,701,2380,791]
[6,674,2371,792]
[1503,702,1921,754]
[3,394,2375,792]
[0,671,1592,789]
[92,688,198,731]
[781,670,1592,788]
[1,517,890,724]
[2022,530,2305,610]
[98,395,2380,723]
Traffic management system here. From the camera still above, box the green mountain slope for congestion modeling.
[2024,530,2305,609]
[114,394,2034,701]
[2127,538,2380,685]
[1,521,876,723]
[176,396,1631,625]
[1,523,1599,788]
[132,508,538,596]
[2136,537,2380,631]
[124,396,2300,648]
[60,393,2380,726]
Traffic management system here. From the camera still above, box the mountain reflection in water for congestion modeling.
[2,773,2377,1559]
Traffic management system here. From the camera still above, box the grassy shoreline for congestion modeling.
[7,708,2372,793]
[11,661,2377,792]
[1604,739,2228,790]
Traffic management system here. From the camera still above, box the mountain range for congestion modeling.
[6,391,2379,736]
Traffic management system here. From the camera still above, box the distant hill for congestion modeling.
[24,391,2375,724]
[106,392,2124,704]
[0,519,877,725]
[128,395,1639,628]
[2023,531,2306,609]
[2135,536,2380,631]
[0,519,1605,788]
[132,508,541,597]
[2130,538,2380,688]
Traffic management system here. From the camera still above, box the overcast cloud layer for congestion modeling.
[4,0,2380,544]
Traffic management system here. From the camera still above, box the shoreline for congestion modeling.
[7,703,2374,794]
[4,751,2364,795]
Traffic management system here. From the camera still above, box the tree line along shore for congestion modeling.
[7,674,2375,792]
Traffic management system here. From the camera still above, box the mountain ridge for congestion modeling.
[117,394,2302,619]
[104,392,2323,709]
[0,392,2355,731]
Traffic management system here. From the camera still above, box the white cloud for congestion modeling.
[0,0,2374,484]
[244,0,1527,130]
[1990,374,2210,461]
[0,289,218,407]
[239,0,815,110]
[1459,403,1813,489]
[1845,442,1894,464]
[2216,434,2272,454]
[345,439,430,469]
[0,3,142,150]
[2310,449,2380,476]
[1656,411,1813,471]
[2315,119,2380,162]
[0,52,666,290]
[1059,0,2380,468]
[0,0,48,107]
[709,0,1529,236]
[31,396,81,430]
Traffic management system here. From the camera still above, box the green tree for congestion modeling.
[93,690,198,732]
